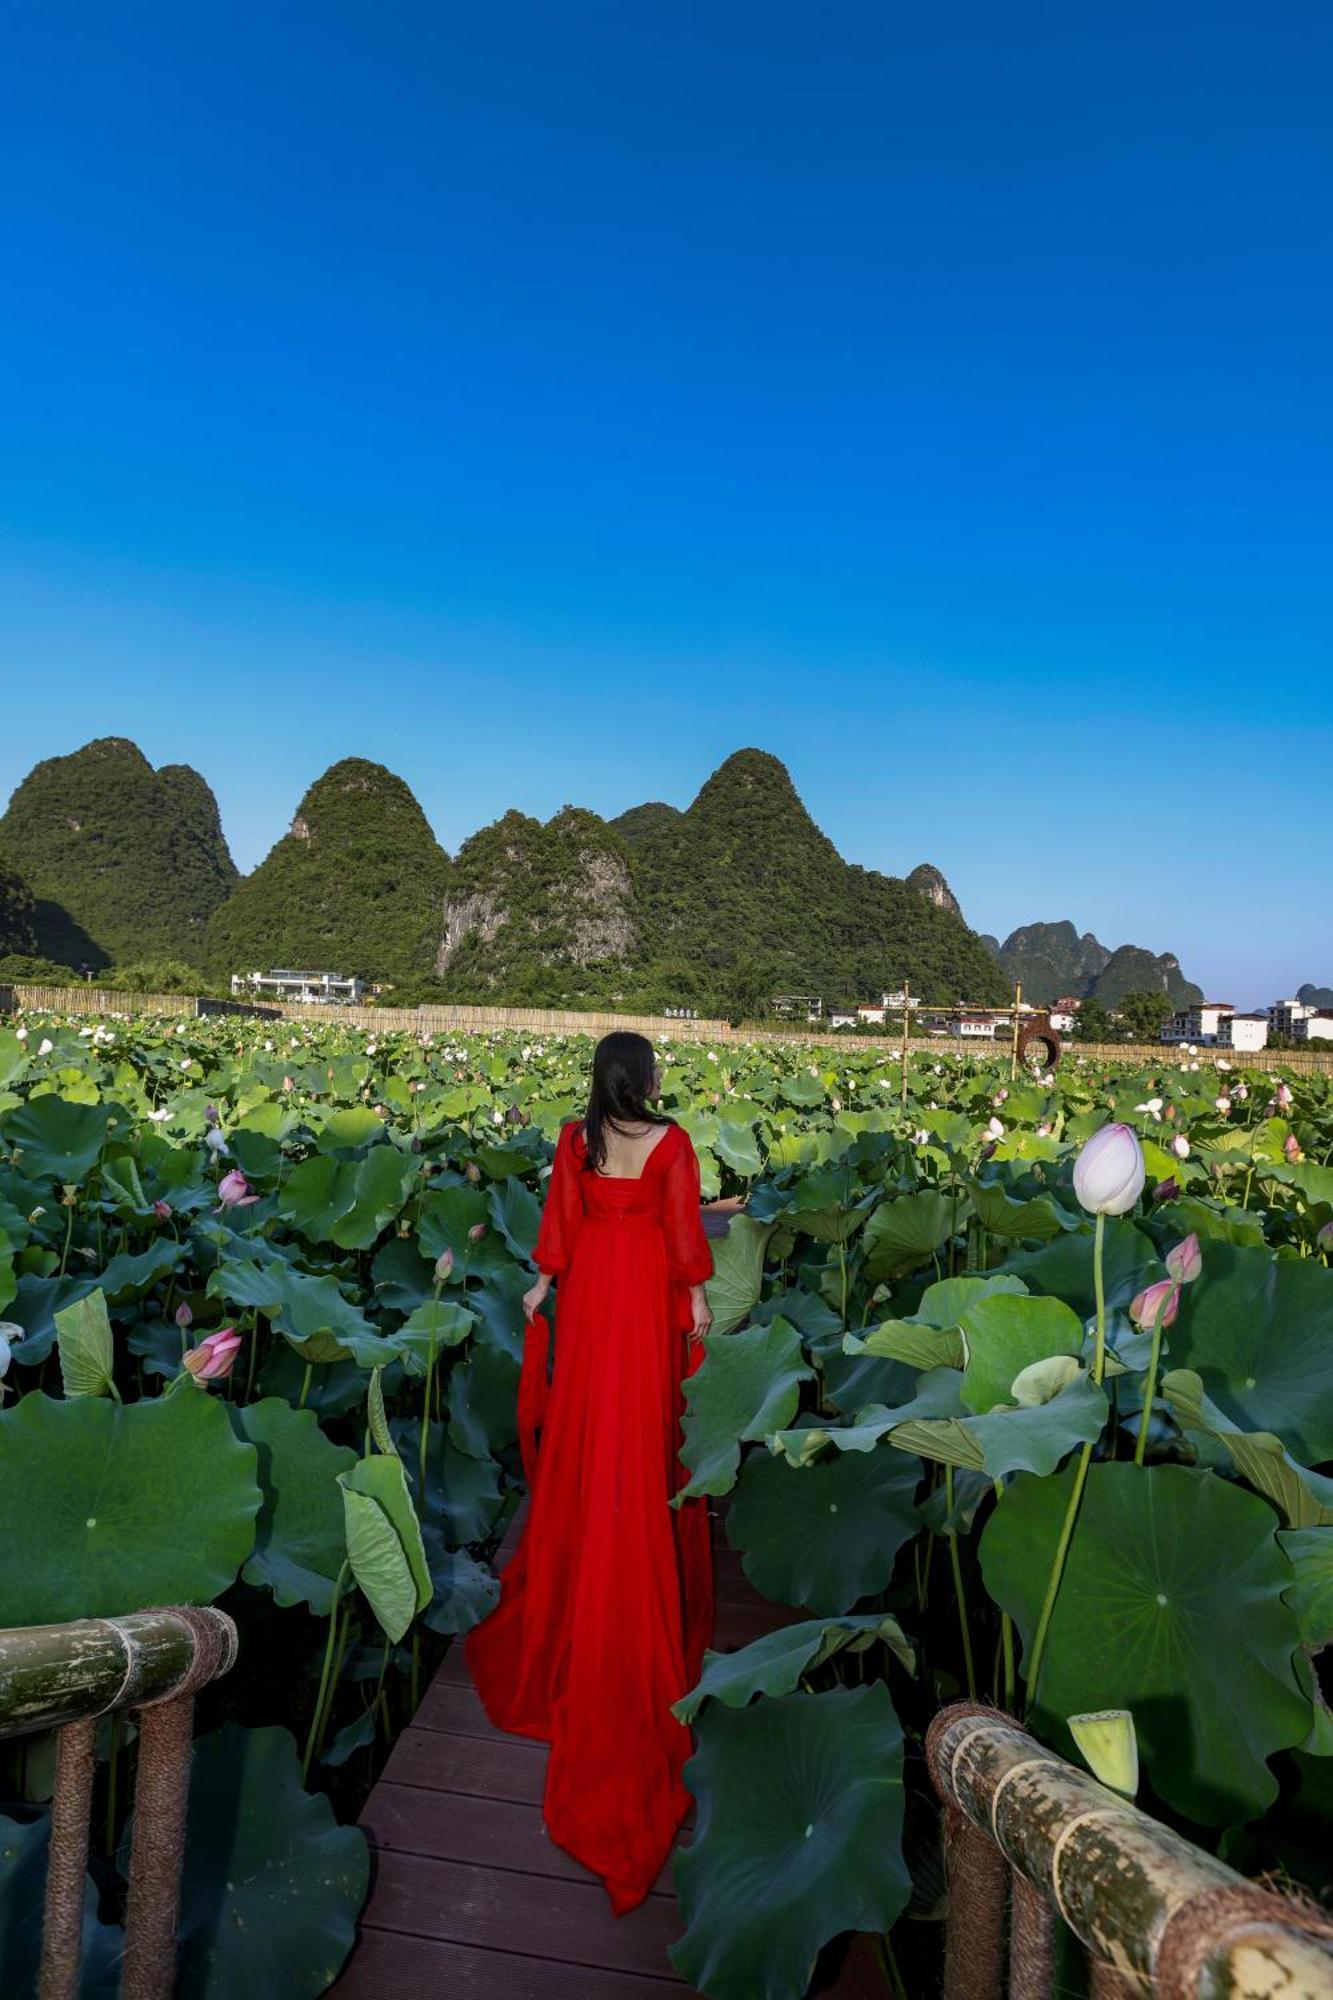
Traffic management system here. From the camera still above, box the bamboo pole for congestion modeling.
[926,1703,1333,1998]
[0,1609,237,1740]
[1010,982,1022,1080]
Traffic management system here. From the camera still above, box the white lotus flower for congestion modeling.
[175,1023,187,1036]
[1073,1124,1146,1216]
[204,1126,229,1155]
[37,1038,54,1056]
[1172,1135,1190,1158]
[179,1058,192,1070]
[147,1107,172,1123]
[986,1117,1005,1141]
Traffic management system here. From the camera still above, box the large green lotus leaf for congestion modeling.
[966,1372,1108,1479]
[278,1147,416,1249]
[726,1443,921,1613]
[209,1249,398,1368]
[6,1273,96,1365]
[488,1174,541,1260]
[861,1191,956,1281]
[447,1343,520,1459]
[704,1214,775,1335]
[98,1236,186,1303]
[676,1316,815,1501]
[1160,1370,1333,1528]
[669,1685,909,2000]
[917,1273,1028,1328]
[2,1097,115,1184]
[968,1180,1066,1243]
[714,1120,763,1178]
[54,1286,115,1398]
[1166,1242,1333,1463]
[980,1462,1310,1824]
[400,1419,507,1547]
[0,1813,122,1998]
[777,1071,826,1107]
[672,1613,914,1724]
[783,1163,877,1244]
[170,1725,368,1999]
[314,1107,388,1152]
[421,1532,501,1635]
[769,1369,967,1464]
[340,1453,431,1615]
[230,1400,358,1616]
[1004,1218,1162,1317]
[1278,1528,1333,1648]
[415,1184,491,1265]
[394,1297,475,1374]
[1152,1197,1267,1250]
[959,1292,1085,1414]
[0,1391,261,1623]
[339,1483,417,1640]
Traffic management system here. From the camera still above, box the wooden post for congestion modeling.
[900,981,910,1110]
[1010,983,1022,1080]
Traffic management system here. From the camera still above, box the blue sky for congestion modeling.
[2,2,1329,1004]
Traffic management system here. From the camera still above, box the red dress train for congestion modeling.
[464,1116,716,1915]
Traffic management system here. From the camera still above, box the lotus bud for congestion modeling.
[204,1103,219,1124]
[434,1248,455,1283]
[1276,1082,1294,1110]
[0,1322,21,1380]
[153,1199,172,1222]
[217,1168,259,1208]
[1068,1710,1139,1797]
[1171,1135,1189,1159]
[1165,1233,1202,1284]
[1318,1220,1333,1254]
[181,1327,243,1383]
[1284,1133,1301,1162]
[1129,1279,1179,1331]
[175,1301,194,1329]
[468,1222,487,1242]
[1072,1124,1145,1216]
[1214,1095,1232,1116]
[464,1161,482,1182]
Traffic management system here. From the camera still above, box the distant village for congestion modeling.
[773,990,1333,1051]
[226,969,1332,1051]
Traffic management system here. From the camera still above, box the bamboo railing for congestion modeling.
[0,1607,238,2000]
[927,1702,1333,1999]
[6,983,1333,1074]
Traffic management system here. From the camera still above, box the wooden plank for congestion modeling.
[382,1725,549,1805]
[350,1851,687,1980]
[414,1679,546,1744]
[327,1927,684,1998]
[362,1780,691,1888]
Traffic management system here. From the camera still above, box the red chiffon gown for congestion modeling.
[464,1115,716,1915]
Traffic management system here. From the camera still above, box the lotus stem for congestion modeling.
[1025,1212,1106,1710]
[302,1560,350,1783]
[945,1466,977,1699]
[1134,1277,1180,1468]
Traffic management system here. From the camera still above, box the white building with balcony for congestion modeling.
[231,968,365,1006]
[1162,1003,1234,1046]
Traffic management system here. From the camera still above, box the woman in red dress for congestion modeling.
[464,1031,717,1916]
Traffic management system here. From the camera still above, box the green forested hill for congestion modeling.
[0,859,39,960]
[0,738,237,967]
[982,919,1202,1007]
[202,759,450,981]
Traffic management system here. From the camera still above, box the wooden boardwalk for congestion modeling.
[329,1199,889,1998]
[330,1500,887,1998]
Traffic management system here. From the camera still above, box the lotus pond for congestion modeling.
[0,1012,1329,1998]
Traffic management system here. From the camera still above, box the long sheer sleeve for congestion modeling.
[533,1120,586,1276]
[661,1125,715,1285]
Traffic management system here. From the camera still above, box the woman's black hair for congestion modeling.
[578,1031,668,1173]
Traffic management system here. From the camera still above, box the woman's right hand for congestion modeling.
[523,1277,551,1321]
[688,1284,713,1347]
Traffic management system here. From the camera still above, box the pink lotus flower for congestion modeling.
[217,1169,259,1208]
[175,1302,194,1329]
[1165,1233,1202,1284]
[182,1327,243,1382]
[1276,1083,1294,1110]
[1129,1280,1180,1332]
[1284,1134,1302,1162]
